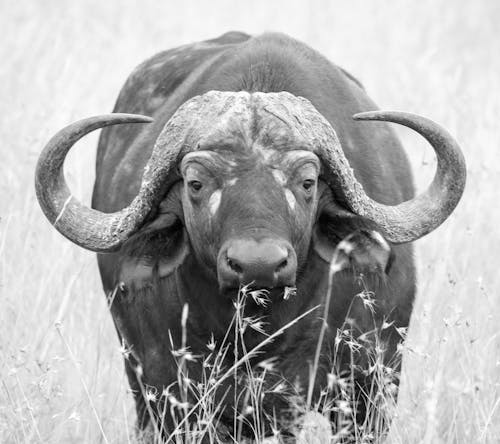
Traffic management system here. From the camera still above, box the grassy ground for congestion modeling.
[1,0,499,442]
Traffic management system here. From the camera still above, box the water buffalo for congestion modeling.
[35,31,466,440]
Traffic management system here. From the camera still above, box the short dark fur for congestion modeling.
[92,32,416,437]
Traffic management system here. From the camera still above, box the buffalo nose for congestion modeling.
[219,239,297,289]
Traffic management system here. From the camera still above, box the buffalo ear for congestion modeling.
[118,226,189,289]
[117,184,189,289]
[312,214,394,274]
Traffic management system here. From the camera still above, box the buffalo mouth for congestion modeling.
[222,284,296,302]
[222,285,297,332]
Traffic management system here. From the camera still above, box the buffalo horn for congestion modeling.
[35,113,169,252]
[320,110,466,243]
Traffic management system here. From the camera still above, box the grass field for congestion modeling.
[1,0,499,442]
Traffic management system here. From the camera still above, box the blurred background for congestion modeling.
[1,0,499,442]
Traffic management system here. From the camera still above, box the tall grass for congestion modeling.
[1,0,499,442]
[122,244,400,443]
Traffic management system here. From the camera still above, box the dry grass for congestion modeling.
[1,0,499,442]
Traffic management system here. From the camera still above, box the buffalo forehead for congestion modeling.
[196,92,314,159]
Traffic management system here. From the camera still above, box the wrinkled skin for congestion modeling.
[93,32,415,437]
[179,108,323,291]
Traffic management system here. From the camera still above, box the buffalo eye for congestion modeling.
[188,180,203,192]
[302,179,315,192]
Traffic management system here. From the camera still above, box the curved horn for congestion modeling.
[35,93,255,253]
[35,113,167,252]
[320,111,466,243]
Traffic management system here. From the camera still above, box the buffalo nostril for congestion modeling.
[276,259,288,272]
[227,257,243,274]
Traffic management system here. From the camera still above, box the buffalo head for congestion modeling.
[35,91,466,294]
